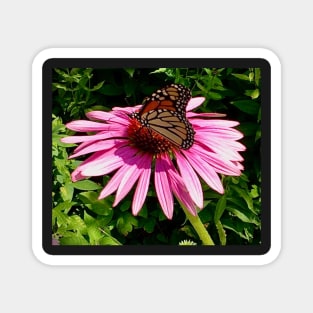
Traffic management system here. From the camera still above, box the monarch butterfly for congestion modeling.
[130,84,195,150]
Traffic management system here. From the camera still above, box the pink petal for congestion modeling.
[98,163,130,199]
[132,164,152,216]
[64,120,117,132]
[175,151,203,208]
[77,144,133,177]
[70,149,117,181]
[82,157,124,177]
[186,97,205,111]
[168,168,197,216]
[71,169,88,182]
[195,133,245,161]
[182,150,224,194]
[188,112,226,118]
[70,139,127,158]
[86,110,129,125]
[114,153,152,206]
[192,120,243,138]
[191,119,240,128]
[112,104,141,113]
[190,143,242,176]
[61,127,126,144]
[203,128,244,141]
[155,156,174,219]
[72,140,98,154]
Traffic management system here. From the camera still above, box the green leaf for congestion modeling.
[143,218,156,233]
[53,203,72,226]
[180,225,197,239]
[77,191,113,216]
[149,68,167,74]
[249,72,254,81]
[231,100,260,116]
[255,129,261,142]
[52,209,68,228]
[72,180,102,191]
[230,185,254,213]
[214,195,227,223]
[137,204,148,218]
[226,207,260,226]
[83,210,96,226]
[99,237,121,245]
[52,83,67,91]
[60,183,74,201]
[250,185,259,198]
[78,191,105,203]
[254,68,261,86]
[215,220,227,245]
[116,212,138,236]
[231,73,250,81]
[198,205,214,223]
[244,89,260,99]
[67,215,87,233]
[98,227,122,245]
[124,68,135,77]
[89,203,113,218]
[60,233,89,245]
[222,219,254,241]
[208,91,223,100]
[237,122,259,137]
[89,81,104,91]
[53,201,73,214]
[119,200,131,212]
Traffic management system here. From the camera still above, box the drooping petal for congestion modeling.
[175,150,203,209]
[155,155,174,219]
[98,163,131,199]
[114,153,152,206]
[81,156,125,177]
[132,162,152,216]
[76,144,133,177]
[71,152,123,182]
[70,148,120,182]
[182,149,224,194]
[189,143,243,176]
[195,132,245,161]
[167,167,197,216]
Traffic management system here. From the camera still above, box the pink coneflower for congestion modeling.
[61,95,245,219]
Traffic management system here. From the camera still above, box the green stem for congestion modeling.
[181,205,215,245]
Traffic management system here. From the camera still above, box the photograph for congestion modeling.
[45,59,269,255]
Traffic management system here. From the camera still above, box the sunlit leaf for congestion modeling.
[72,180,102,191]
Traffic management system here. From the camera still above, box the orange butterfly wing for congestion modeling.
[131,84,195,149]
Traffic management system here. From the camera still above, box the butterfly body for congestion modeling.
[130,84,195,150]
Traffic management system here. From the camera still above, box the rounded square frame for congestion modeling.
[32,48,281,265]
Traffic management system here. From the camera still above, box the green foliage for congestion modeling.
[52,67,262,245]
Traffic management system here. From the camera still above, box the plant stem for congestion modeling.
[181,205,215,245]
